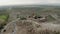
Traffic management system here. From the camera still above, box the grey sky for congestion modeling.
[0,0,60,6]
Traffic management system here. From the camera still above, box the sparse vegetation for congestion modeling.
[47,15,56,22]
[1,5,60,34]
[0,14,9,31]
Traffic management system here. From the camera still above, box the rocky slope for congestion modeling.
[1,19,60,34]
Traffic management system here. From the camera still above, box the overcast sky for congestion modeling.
[0,0,60,6]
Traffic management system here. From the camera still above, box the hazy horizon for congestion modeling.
[0,0,60,6]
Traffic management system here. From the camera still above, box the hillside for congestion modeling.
[1,18,60,34]
[0,5,60,34]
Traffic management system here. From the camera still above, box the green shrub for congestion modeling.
[20,17,27,20]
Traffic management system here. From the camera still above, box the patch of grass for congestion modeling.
[0,15,7,20]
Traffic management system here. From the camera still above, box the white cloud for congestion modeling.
[47,0,60,3]
[0,0,60,6]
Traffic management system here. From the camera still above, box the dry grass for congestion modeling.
[16,20,60,34]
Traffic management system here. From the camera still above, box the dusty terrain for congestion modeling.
[1,6,60,34]
[1,18,60,34]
